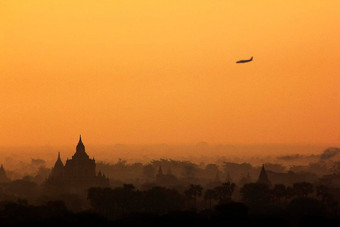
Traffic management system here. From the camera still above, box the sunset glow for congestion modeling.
[1,0,340,146]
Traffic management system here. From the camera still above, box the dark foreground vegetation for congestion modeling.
[0,147,339,225]
[0,182,339,226]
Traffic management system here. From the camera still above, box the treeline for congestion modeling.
[0,182,339,225]
[97,159,339,188]
[87,182,339,222]
[0,200,107,225]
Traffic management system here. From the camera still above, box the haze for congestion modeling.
[1,1,340,147]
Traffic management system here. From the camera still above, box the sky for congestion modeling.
[0,0,340,146]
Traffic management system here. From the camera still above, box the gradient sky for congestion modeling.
[0,1,340,146]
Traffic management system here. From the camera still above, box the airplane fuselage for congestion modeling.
[236,57,253,63]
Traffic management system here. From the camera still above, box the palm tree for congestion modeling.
[214,181,235,203]
[204,189,216,209]
[184,184,203,210]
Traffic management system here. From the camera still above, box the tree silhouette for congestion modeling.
[214,181,235,203]
[204,189,216,209]
[142,164,155,180]
[271,184,286,205]
[288,197,326,217]
[184,184,203,210]
[240,183,271,211]
[293,182,313,197]
[87,187,114,217]
[112,184,142,215]
[316,185,339,216]
[285,186,294,202]
[143,186,184,214]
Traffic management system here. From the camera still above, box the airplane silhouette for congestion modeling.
[236,56,253,63]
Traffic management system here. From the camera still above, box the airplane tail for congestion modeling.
[250,56,253,60]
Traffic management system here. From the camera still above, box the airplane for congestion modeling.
[236,56,253,63]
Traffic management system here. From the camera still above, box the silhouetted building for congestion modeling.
[156,166,163,178]
[155,166,179,187]
[49,152,64,181]
[0,164,10,183]
[257,164,271,186]
[46,136,109,193]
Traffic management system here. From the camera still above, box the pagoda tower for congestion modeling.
[257,164,271,186]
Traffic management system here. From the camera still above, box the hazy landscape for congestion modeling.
[1,0,340,225]
[1,143,337,178]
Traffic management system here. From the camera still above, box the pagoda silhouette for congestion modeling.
[256,164,272,186]
[46,135,109,193]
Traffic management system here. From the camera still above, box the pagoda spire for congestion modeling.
[73,135,89,159]
[54,152,64,168]
[158,166,163,175]
[257,164,271,186]
[0,164,9,182]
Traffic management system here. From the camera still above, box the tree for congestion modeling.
[316,185,329,203]
[316,185,339,216]
[112,184,142,215]
[285,186,294,201]
[240,183,271,210]
[287,197,326,217]
[271,184,286,205]
[182,164,198,179]
[214,182,235,203]
[184,184,203,210]
[330,161,340,175]
[293,182,313,197]
[143,164,155,180]
[87,187,114,217]
[143,186,184,214]
[204,189,217,209]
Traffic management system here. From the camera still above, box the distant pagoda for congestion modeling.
[46,135,109,193]
[155,165,178,187]
[257,164,271,186]
[0,164,10,183]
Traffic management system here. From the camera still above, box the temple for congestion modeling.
[0,164,10,183]
[46,136,109,193]
[257,164,272,186]
[155,166,178,187]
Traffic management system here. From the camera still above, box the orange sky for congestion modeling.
[0,0,340,146]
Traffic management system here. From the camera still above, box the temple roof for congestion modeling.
[257,164,272,186]
[0,164,5,174]
[72,135,90,159]
[0,164,9,182]
[54,152,64,169]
